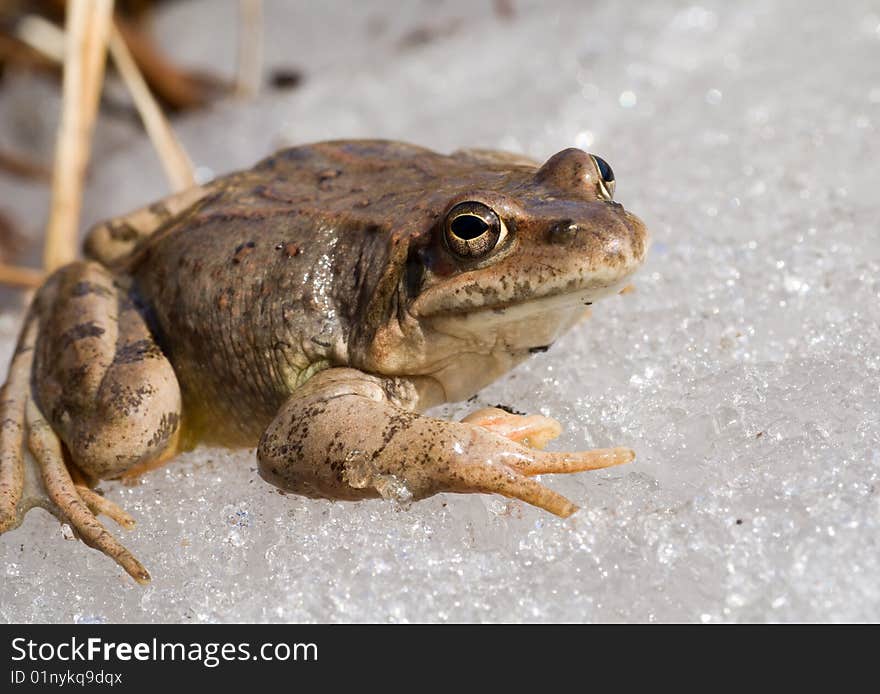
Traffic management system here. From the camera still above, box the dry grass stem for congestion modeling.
[0,263,44,289]
[0,149,51,181]
[43,0,114,272]
[15,14,66,63]
[108,23,194,192]
[236,0,263,97]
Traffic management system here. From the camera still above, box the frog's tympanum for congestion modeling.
[0,140,648,583]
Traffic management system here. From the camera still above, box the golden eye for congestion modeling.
[590,154,616,200]
[444,202,508,258]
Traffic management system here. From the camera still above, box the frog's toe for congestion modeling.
[0,315,37,533]
[443,436,632,518]
[460,407,633,473]
[75,486,136,530]
[461,407,562,450]
[25,401,150,584]
[448,460,580,518]
[510,446,635,476]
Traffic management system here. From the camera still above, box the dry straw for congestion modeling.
[43,0,114,273]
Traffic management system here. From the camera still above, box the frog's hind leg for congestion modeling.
[83,183,208,265]
[25,399,150,583]
[65,463,135,529]
[0,262,183,583]
[0,302,142,581]
[33,262,183,482]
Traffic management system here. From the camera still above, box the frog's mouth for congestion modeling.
[418,280,621,355]
[414,255,633,313]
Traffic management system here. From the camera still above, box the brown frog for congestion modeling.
[0,140,648,583]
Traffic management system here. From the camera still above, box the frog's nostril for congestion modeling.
[548,219,578,241]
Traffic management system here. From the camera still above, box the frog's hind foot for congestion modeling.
[0,312,37,533]
[0,260,186,583]
[75,486,136,530]
[24,400,150,584]
[64,460,134,527]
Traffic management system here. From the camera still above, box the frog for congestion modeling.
[0,140,648,584]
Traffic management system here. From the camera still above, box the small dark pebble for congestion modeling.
[270,67,304,90]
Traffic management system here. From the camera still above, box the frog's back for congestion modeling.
[118,140,544,444]
[126,141,444,444]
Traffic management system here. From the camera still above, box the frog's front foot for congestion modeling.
[461,405,633,472]
[461,407,563,449]
[258,369,634,517]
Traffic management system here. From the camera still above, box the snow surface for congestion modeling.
[1,0,879,622]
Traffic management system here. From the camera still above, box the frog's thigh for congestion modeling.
[34,262,182,480]
[257,369,633,517]
[83,184,207,265]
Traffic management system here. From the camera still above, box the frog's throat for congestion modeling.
[360,284,609,407]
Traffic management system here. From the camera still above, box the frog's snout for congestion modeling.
[546,219,584,241]
[605,210,649,286]
[544,206,649,282]
[623,208,650,266]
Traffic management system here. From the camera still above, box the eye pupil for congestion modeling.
[450,215,489,240]
[593,155,614,183]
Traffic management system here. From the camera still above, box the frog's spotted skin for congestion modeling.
[0,140,648,583]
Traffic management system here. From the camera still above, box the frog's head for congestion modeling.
[356,147,649,404]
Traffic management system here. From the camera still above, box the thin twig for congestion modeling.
[15,14,65,63]
[43,0,114,273]
[114,16,228,111]
[108,22,194,192]
[0,25,59,75]
[0,150,52,182]
[14,13,195,192]
[236,0,263,98]
[0,263,44,289]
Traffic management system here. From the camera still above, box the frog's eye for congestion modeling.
[590,154,616,200]
[444,202,508,258]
